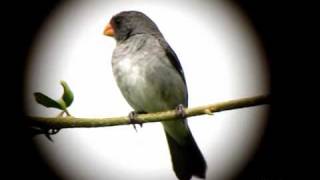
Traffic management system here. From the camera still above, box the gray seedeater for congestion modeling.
[103,11,206,180]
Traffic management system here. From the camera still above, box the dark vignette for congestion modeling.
[3,0,303,179]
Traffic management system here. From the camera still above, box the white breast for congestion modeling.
[115,57,145,86]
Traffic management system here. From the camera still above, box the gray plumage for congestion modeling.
[108,11,206,180]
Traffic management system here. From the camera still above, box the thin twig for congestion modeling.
[26,95,270,129]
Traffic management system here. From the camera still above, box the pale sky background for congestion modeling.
[24,0,270,179]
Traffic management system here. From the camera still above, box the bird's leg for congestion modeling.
[175,104,187,118]
[128,111,144,132]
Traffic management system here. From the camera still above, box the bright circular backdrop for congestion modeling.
[25,0,270,179]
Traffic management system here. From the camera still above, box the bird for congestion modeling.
[103,11,206,180]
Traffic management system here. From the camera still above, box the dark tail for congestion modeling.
[164,130,207,180]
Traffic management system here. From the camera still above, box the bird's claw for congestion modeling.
[128,111,143,132]
[175,104,186,118]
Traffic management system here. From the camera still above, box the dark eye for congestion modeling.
[114,18,121,25]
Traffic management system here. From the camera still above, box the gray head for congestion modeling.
[103,11,162,41]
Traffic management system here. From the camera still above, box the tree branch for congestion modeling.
[27,95,270,129]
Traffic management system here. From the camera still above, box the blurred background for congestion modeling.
[24,0,269,179]
[3,0,304,180]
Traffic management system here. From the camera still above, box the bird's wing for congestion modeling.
[155,36,188,107]
[156,36,186,84]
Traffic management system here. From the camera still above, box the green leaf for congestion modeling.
[60,80,74,107]
[34,92,64,110]
[33,80,74,111]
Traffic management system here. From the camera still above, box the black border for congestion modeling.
[4,0,303,179]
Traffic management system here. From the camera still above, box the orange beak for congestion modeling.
[103,23,114,36]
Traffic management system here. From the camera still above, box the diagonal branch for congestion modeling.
[26,95,270,129]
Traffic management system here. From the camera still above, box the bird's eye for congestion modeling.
[114,18,121,25]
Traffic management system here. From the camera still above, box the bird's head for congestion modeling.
[103,11,161,42]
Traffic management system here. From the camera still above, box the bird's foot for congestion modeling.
[128,111,143,132]
[175,104,186,118]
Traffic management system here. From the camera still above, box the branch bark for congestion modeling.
[27,95,270,129]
